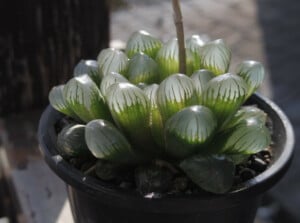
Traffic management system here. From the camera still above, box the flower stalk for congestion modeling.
[172,0,186,74]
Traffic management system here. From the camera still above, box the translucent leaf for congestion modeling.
[213,120,271,155]
[165,105,217,159]
[225,154,250,165]
[225,106,267,129]
[127,52,159,85]
[100,72,129,97]
[157,74,196,122]
[125,30,162,59]
[143,84,164,147]
[49,85,77,118]
[57,123,90,158]
[202,73,248,126]
[180,155,235,194]
[200,39,231,75]
[186,35,206,70]
[190,69,214,104]
[73,60,101,85]
[85,119,137,164]
[156,38,196,80]
[97,48,129,78]
[63,74,111,123]
[105,82,156,154]
[236,60,265,98]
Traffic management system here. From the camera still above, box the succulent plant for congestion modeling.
[49,29,270,194]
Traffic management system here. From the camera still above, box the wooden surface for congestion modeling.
[0,110,74,223]
[0,0,110,116]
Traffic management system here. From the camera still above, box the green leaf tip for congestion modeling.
[165,105,217,158]
[236,60,265,98]
[125,30,162,59]
[63,74,111,123]
[157,73,196,122]
[97,48,129,78]
[85,119,137,164]
[203,73,248,126]
[73,60,101,85]
[200,39,231,75]
[127,52,159,85]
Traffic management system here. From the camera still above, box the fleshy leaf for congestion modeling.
[157,74,196,122]
[213,120,271,154]
[225,106,267,129]
[236,60,265,98]
[200,39,231,75]
[202,73,248,126]
[105,82,156,154]
[165,105,217,159]
[63,74,111,123]
[73,60,101,85]
[57,123,91,158]
[156,38,196,80]
[186,35,206,71]
[190,69,214,104]
[49,85,77,118]
[97,48,129,78]
[85,119,137,164]
[125,30,162,59]
[143,84,164,147]
[180,155,235,194]
[225,154,250,165]
[127,52,159,85]
[100,72,129,97]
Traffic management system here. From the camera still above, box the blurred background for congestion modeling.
[0,0,299,222]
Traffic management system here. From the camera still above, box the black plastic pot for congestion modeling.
[38,94,294,223]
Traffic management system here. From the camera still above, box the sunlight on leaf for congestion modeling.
[97,48,129,78]
[190,69,214,104]
[105,82,157,155]
[49,85,77,118]
[63,74,111,123]
[100,72,129,97]
[202,73,248,126]
[125,30,162,59]
[127,52,159,85]
[85,119,138,164]
[143,84,164,148]
[165,105,217,158]
[236,60,265,98]
[73,60,101,85]
[200,39,231,75]
[157,74,196,122]
[213,120,271,154]
[156,38,196,80]
[225,106,267,129]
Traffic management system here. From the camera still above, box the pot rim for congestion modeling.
[38,93,294,212]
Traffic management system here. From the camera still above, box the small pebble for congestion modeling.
[250,157,267,172]
[240,168,256,181]
[265,158,271,164]
[260,149,272,158]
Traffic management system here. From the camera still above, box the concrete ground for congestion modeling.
[111,0,300,222]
